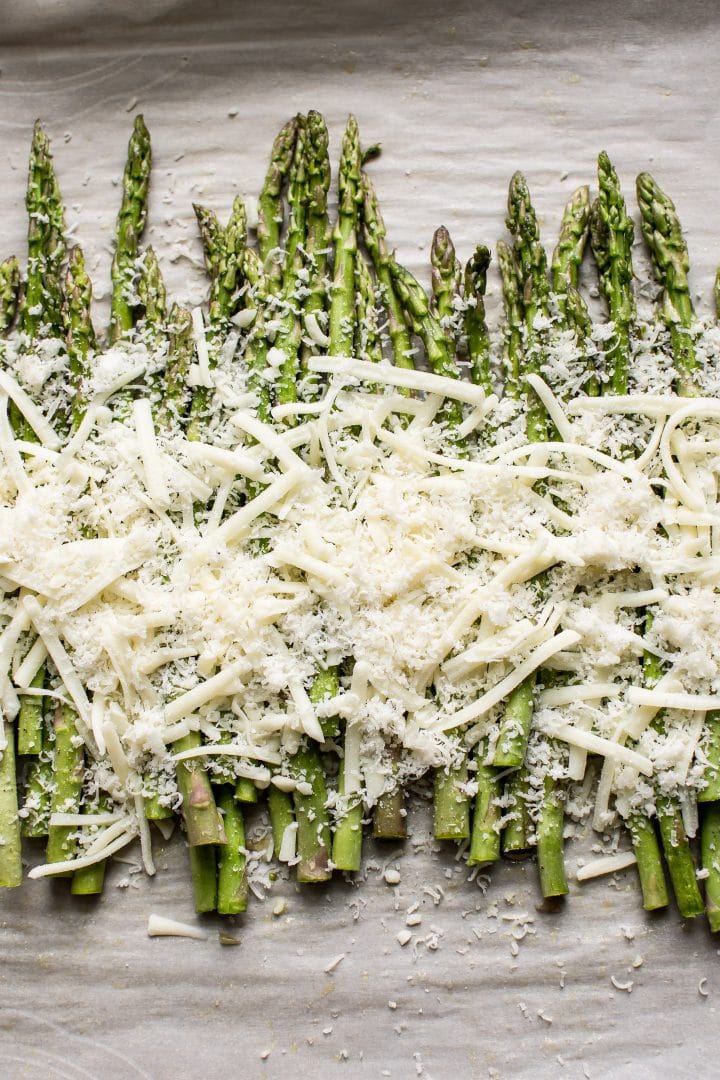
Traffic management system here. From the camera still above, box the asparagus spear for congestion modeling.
[328,116,362,357]
[21,122,66,340]
[361,172,413,369]
[551,185,591,313]
[193,203,225,281]
[354,253,383,363]
[430,225,462,346]
[302,109,331,363]
[156,303,193,432]
[0,256,20,333]
[275,114,309,405]
[241,247,273,424]
[110,116,151,342]
[257,116,299,288]
[636,171,697,394]
[633,180,706,916]
[589,153,635,395]
[62,246,96,430]
[464,245,492,394]
[137,246,167,348]
[0,724,22,887]
[495,240,524,398]
[495,174,569,897]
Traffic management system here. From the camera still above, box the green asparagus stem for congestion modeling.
[503,174,568,897]
[0,256,20,333]
[241,247,272,424]
[71,793,112,896]
[637,171,698,395]
[174,732,227,847]
[506,171,550,442]
[235,777,259,804]
[372,780,407,841]
[46,705,84,868]
[698,714,720,803]
[701,803,720,932]
[310,667,340,741]
[492,674,534,769]
[536,775,568,898]
[361,173,413,369]
[137,246,167,347]
[217,785,248,914]
[642,625,703,918]
[589,152,635,394]
[551,185,591,315]
[433,744,470,841]
[156,303,193,431]
[331,762,363,873]
[17,667,44,756]
[464,245,492,393]
[430,225,462,345]
[328,116,362,356]
[209,195,247,324]
[0,725,22,887]
[502,771,533,858]
[354,253,383,363]
[626,814,669,911]
[302,110,331,341]
[467,746,501,866]
[21,122,65,340]
[189,845,217,913]
[63,246,96,431]
[21,748,52,839]
[275,115,309,405]
[655,796,704,918]
[496,240,524,397]
[193,203,225,281]
[291,742,332,882]
[268,785,295,859]
[257,115,299,287]
[110,115,151,342]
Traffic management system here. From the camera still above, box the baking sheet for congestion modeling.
[1,2,719,1076]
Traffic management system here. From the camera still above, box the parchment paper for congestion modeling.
[1,3,719,1077]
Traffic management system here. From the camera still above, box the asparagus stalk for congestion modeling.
[193,203,225,281]
[495,240,524,398]
[498,174,568,897]
[0,724,22,887]
[301,109,331,372]
[45,705,85,868]
[551,185,591,312]
[0,256,20,333]
[589,152,635,395]
[174,732,227,847]
[137,246,167,347]
[328,116,362,357]
[216,785,248,915]
[275,114,309,405]
[430,225,462,346]
[464,245,492,394]
[110,116,151,342]
[636,171,698,394]
[634,180,706,917]
[21,122,65,340]
[63,246,96,430]
[354,253,383,363]
[361,172,413,369]
[257,116,299,288]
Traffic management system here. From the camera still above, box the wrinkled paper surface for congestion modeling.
[1,2,719,1077]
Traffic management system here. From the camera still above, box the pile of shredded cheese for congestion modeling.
[2,306,720,882]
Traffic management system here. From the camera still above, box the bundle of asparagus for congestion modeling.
[1,112,720,935]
